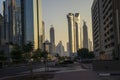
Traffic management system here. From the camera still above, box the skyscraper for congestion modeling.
[75,13,81,50]
[0,14,3,45]
[3,0,22,45]
[50,26,55,54]
[67,13,81,55]
[91,0,104,58]
[56,41,64,56]
[67,13,76,54]
[3,0,43,50]
[24,0,42,49]
[88,39,93,51]
[83,21,88,49]
[40,21,45,50]
[92,0,120,59]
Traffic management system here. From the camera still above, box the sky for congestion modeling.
[0,0,4,14]
[42,0,93,50]
[0,0,93,51]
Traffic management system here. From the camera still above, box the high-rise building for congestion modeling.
[3,0,43,50]
[83,21,88,49]
[44,40,51,53]
[56,41,64,56]
[2,0,22,45]
[91,0,103,58]
[67,42,69,54]
[88,39,93,51]
[0,14,3,45]
[75,13,81,50]
[92,0,120,59]
[79,27,82,49]
[50,26,55,54]
[67,13,75,54]
[24,0,42,49]
[67,13,81,55]
[40,21,45,50]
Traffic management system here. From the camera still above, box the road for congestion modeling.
[0,63,120,80]
[0,63,43,78]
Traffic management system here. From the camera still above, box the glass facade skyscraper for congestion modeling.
[3,0,22,45]
[3,0,42,50]
[24,0,42,49]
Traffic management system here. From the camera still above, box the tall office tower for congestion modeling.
[3,0,42,50]
[0,14,3,45]
[56,41,65,56]
[83,21,88,49]
[3,0,22,45]
[67,13,76,54]
[91,0,103,58]
[67,42,70,54]
[92,0,120,59]
[40,21,45,50]
[75,13,81,50]
[80,27,82,48]
[44,40,51,53]
[67,13,81,55]
[88,39,93,51]
[24,0,42,49]
[50,26,55,54]
[66,42,70,56]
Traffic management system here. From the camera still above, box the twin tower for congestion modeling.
[67,13,82,54]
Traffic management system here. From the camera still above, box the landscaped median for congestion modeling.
[0,71,55,80]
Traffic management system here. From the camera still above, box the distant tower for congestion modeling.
[67,42,69,54]
[80,27,82,48]
[67,13,76,54]
[83,20,88,49]
[40,21,45,50]
[56,41,64,56]
[67,13,81,56]
[0,14,3,45]
[50,26,55,54]
[3,0,43,50]
[88,39,93,51]
[75,13,81,50]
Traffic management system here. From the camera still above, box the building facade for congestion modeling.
[56,41,65,56]
[50,26,55,55]
[83,21,89,49]
[3,0,43,50]
[0,14,3,45]
[24,0,42,49]
[88,39,93,51]
[92,0,120,59]
[40,21,45,50]
[67,13,81,55]
[75,13,81,50]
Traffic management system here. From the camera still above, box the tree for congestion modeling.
[0,50,7,67]
[42,51,49,71]
[55,53,60,60]
[11,45,23,63]
[112,49,119,60]
[22,42,34,78]
[77,48,89,59]
[23,42,33,54]
[33,49,44,61]
[77,48,95,59]
[88,51,95,59]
